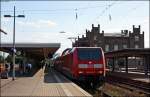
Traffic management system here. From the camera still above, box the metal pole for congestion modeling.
[3,6,24,80]
[125,56,128,73]
[0,0,1,48]
[12,6,16,80]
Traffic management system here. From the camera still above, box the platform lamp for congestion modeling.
[4,6,25,80]
[0,29,7,47]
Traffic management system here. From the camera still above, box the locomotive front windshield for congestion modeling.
[78,48,101,60]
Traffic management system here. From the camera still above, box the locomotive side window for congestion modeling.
[78,48,101,60]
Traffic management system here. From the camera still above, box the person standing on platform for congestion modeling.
[28,63,32,72]
[19,61,24,75]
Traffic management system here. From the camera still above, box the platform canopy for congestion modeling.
[104,48,150,75]
[105,48,150,58]
[0,43,60,60]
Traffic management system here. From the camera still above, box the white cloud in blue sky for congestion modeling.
[1,1,149,53]
[17,19,57,28]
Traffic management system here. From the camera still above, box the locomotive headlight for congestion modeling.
[79,71,83,74]
[94,64,103,68]
[78,64,88,68]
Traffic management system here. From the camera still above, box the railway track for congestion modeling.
[106,75,150,95]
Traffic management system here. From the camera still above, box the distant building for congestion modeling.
[73,24,144,52]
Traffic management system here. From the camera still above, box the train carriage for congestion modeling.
[54,47,106,87]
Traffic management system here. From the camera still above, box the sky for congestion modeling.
[0,1,149,53]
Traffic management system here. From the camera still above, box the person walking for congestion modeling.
[28,63,32,72]
[25,63,32,74]
[10,62,13,72]
[41,63,45,69]
[25,63,29,73]
[19,61,24,75]
[5,63,10,78]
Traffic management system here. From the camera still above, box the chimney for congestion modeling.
[102,30,104,33]
[124,30,128,33]
[139,25,140,29]
[139,25,141,32]
[82,35,84,38]
[142,31,144,34]
[133,25,135,28]
[98,24,100,28]
[133,25,135,33]
[124,30,128,35]
[129,31,131,36]
[129,31,131,33]
[98,24,100,33]
[121,30,123,34]
[92,24,94,28]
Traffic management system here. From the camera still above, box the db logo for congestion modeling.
[88,61,92,64]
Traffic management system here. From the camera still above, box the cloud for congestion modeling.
[17,20,57,28]
[1,17,11,22]
[39,20,57,27]
[15,31,72,53]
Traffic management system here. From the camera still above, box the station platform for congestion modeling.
[106,71,150,83]
[0,67,92,97]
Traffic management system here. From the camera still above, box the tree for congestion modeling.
[0,55,5,63]
[5,54,12,63]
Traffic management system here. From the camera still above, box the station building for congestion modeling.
[73,24,144,52]
[73,24,147,73]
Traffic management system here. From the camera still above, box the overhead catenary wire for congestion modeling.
[1,1,147,35]
[0,5,107,13]
[78,0,145,35]
[91,1,118,24]
[77,0,119,36]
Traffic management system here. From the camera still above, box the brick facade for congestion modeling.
[73,24,144,52]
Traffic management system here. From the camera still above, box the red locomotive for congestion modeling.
[54,47,106,87]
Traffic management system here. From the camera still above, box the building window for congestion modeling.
[114,44,118,50]
[94,36,97,40]
[105,44,109,52]
[123,44,127,49]
[135,36,139,41]
[105,44,109,51]
[135,44,139,49]
[94,44,97,47]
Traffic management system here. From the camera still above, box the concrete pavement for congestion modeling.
[0,67,92,97]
